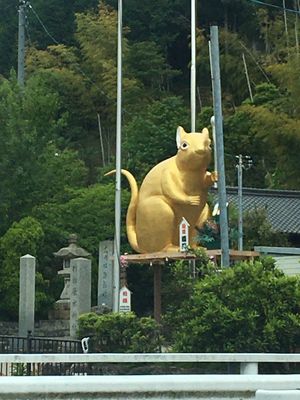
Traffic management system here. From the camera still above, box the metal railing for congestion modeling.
[0,334,82,354]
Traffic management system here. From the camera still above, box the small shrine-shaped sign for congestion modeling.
[179,217,190,252]
[119,286,132,313]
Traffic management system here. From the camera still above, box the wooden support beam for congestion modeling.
[153,264,162,323]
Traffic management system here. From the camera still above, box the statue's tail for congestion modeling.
[105,169,141,253]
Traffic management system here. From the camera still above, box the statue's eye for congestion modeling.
[181,142,189,150]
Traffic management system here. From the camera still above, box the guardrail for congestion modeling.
[0,354,299,399]
[0,352,300,376]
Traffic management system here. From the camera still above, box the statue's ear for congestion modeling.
[202,127,209,137]
[176,126,185,148]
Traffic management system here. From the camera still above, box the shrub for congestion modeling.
[78,312,162,353]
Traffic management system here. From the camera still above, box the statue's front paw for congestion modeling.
[211,171,218,182]
[188,195,201,206]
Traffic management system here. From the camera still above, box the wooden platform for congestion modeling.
[123,249,260,264]
[123,249,260,322]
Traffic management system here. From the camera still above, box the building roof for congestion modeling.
[210,187,300,234]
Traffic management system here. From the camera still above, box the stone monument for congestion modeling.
[19,254,36,337]
[70,257,91,338]
[98,240,114,311]
[50,234,90,320]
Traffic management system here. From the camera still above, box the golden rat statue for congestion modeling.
[107,126,217,253]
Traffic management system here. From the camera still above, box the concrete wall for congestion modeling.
[0,320,69,338]
[273,256,300,276]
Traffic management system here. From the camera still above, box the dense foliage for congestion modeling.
[167,258,300,353]
[78,258,300,358]
[0,0,299,325]
[78,312,162,352]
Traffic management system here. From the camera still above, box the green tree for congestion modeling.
[268,55,300,117]
[75,2,141,116]
[126,41,180,95]
[106,0,191,72]
[32,183,130,306]
[124,96,189,180]
[246,105,300,189]
[228,206,289,250]
[0,2,18,76]
[223,106,271,188]
[26,44,96,138]
[256,7,294,62]
[223,82,300,189]
[26,43,110,174]
[171,258,300,353]
[0,217,48,321]
[0,74,88,233]
[218,29,263,107]
[26,0,75,48]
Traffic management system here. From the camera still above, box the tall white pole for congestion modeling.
[113,0,122,312]
[191,0,196,132]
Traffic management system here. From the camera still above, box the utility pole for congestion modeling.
[237,155,243,251]
[210,26,230,268]
[18,1,27,86]
[113,0,123,313]
[235,155,252,251]
[191,0,196,132]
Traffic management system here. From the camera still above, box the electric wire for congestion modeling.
[25,1,131,115]
[25,12,32,46]
[247,0,300,15]
[238,41,271,83]
[26,3,99,89]
[27,3,59,45]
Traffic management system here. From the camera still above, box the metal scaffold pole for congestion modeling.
[210,25,230,267]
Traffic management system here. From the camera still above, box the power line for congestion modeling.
[238,41,271,84]
[247,0,300,15]
[25,10,32,46]
[27,3,59,45]
[24,1,133,117]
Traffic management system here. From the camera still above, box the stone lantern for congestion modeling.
[50,234,90,320]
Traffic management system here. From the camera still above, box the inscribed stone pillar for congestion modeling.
[19,254,36,337]
[70,257,91,338]
[97,240,114,310]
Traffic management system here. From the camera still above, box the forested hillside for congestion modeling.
[0,0,299,319]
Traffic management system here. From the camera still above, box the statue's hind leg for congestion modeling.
[136,197,176,253]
